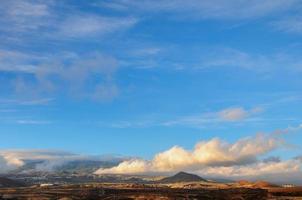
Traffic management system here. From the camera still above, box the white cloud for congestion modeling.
[198,159,301,180]
[98,159,149,175]
[95,133,281,175]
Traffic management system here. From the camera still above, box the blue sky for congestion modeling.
[0,0,302,180]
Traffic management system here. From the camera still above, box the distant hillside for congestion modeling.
[253,181,279,188]
[0,177,25,188]
[159,172,207,183]
[206,177,235,183]
[237,180,279,188]
[10,159,122,174]
[55,160,120,173]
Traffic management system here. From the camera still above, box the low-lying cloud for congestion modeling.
[0,150,124,173]
[198,159,302,182]
[95,133,281,174]
[94,132,302,183]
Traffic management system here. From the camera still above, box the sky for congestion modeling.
[0,0,302,182]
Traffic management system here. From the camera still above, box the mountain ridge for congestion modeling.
[0,177,25,188]
[159,171,207,183]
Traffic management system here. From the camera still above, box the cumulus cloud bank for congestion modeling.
[0,150,75,173]
[95,134,282,175]
[95,132,302,183]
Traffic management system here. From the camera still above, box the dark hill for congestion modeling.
[0,177,25,188]
[159,171,207,183]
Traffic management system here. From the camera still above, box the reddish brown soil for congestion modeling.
[0,184,268,200]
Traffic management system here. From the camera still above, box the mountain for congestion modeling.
[55,160,120,173]
[159,172,207,183]
[0,177,25,188]
[10,159,122,174]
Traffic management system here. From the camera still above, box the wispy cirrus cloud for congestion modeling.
[0,49,42,73]
[0,0,52,33]
[0,49,119,101]
[16,120,51,125]
[57,15,138,38]
[0,98,54,106]
[196,47,302,72]
[162,106,263,127]
[0,0,138,42]
[273,16,302,34]
[100,0,300,20]
[120,45,302,73]
[0,1,138,102]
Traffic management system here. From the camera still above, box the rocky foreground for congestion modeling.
[1,183,302,200]
[0,184,269,200]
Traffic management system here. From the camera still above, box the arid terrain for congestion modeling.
[0,172,301,200]
[0,183,268,200]
[0,183,302,200]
